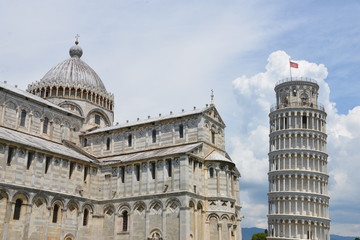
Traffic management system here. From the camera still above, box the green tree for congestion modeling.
[251,232,267,240]
[354,238,360,240]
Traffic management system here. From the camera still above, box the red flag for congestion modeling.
[290,61,298,68]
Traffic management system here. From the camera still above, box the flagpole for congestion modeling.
[289,58,292,80]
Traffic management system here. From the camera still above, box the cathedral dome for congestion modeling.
[27,41,114,112]
[38,43,106,91]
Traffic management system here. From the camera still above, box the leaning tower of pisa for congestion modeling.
[267,77,330,240]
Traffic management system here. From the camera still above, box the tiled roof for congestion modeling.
[0,82,82,118]
[99,142,203,164]
[85,106,213,135]
[0,127,95,163]
[205,150,233,163]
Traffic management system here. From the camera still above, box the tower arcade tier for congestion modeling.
[267,78,330,240]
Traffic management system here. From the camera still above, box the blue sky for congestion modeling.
[1,0,360,236]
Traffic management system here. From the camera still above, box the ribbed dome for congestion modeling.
[38,44,106,91]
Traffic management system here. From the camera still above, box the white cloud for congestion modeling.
[231,50,360,236]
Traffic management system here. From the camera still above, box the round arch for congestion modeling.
[63,233,75,240]
[59,101,84,116]
[86,108,111,126]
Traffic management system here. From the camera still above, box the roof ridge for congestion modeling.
[85,105,212,135]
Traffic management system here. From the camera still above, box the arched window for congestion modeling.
[13,199,22,220]
[45,156,51,174]
[52,204,60,223]
[209,167,214,178]
[166,159,172,177]
[58,87,63,96]
[84,166,89,182]
[120,167,125,183]
[135,165,140,181]
[106,137,111,150]
[94,114,100,125]
[122,210,128,231]
[179,124,184,138]
[83,208,89,226]
[211,131,215,144]
[27,152,34,170]
[151,162,156,180]
[69,162,75,179]
[302,115,307,128]
[128,134,132,147]
[20,109,27,127]
[43,117,49,134]
[152,129,156,143]
[7,147,14,165]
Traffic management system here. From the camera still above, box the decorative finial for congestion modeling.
[211,89,214,105]
[70,34,83,58]
[75,34,80,45]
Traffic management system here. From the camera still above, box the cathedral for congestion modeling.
[0,40,242,240]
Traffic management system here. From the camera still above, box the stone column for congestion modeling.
[193,209,198,239]
[162,207,166,240]
[288,196,291,214]
[1,199,13,240]
[179,207,190,240]
[44,206,51,240]
[288,219,291,238]
[216,168,220,195]
[218,223,222,240]
[145,210,150,238]
[179,156,189,191]
[22,203,32,240]
[301,221,305,239]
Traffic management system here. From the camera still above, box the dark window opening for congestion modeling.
[152,129,156,143]
[179,124,184,138]
[27,152,34,170]
[43,117,49,134]
[106,137,111,150]
[45,156,51,174]
[94,114,100,125]
[120,167,125,183]
[20,110,26,127]
[7,147,14,165]
[112,167,118,177]
[13,199,22,220]
[122,211,128,231]
[52,204,59,223]
[302,116,307,128]
[84,166,89,182]
[166,159,172,177]
[83,208,89,226]
[84,138,88,147]
[151,162,156,179]
[128,134,132,147]
[209,167,214,178]
[69,162,75,179]
[211,131,216,144]
[135,165,140,181]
